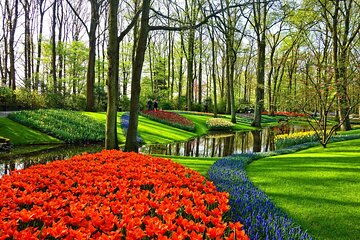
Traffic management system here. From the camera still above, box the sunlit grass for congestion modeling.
[0,118,62,145]
[151,154,219,176]
[138,116,197,144]
[81,112,126,143]
[246,139,360,240]
[83,112,197,144]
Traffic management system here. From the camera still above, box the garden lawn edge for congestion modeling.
[208,133,360,240]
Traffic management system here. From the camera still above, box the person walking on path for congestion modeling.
[147,99,153,110]
[153,99,158,111]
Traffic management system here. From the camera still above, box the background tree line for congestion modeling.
[0,0,359,149]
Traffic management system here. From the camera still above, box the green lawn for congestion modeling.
[82,112,126,143]
[180,113,257,133]
[83,112,197,144]
[246,139,360,240]
[0,118,62,145]
[152,154,219,176]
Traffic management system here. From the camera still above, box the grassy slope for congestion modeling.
[83,112,197,144]
[246,139,360,240]
[82,112,126,143]
[180,113,258,133]
[0,118,62,145]
[152,154,219,176]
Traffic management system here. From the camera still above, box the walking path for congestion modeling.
[0,111,14,118]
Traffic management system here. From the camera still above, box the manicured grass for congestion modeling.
[83,112,197,144]
[178,113,212,135]
[137,116,197,144]
[246,139,360,240]
[152,154,219,176]
[81,112,126,143]
[0,118,62,145]
[180,112,257,133]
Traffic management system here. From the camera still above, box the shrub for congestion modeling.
[275,131,318,149]
[206,118,234,131]
[15,88,46,109]
[8,109,104,143]
[141,110,196,132]
[0,150,249,240]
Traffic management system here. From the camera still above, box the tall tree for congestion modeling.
[66,0,105,111]
[105,0,119,149]
[125,0,151,152]
[246,0,269,127]
[7,0,19,90]
[317,0,360,131]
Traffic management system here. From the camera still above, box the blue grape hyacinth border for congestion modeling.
[120,113,143,144]
[208,134,360,240]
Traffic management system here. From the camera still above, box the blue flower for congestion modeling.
[208,149,313,240]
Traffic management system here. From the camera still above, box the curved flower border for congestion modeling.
[141,110,196,132]
[208,133,360,240]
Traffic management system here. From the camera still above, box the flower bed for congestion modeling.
[275,131,317,149]
[206,118,234,131]
[0,150,248,239]
[8,109,104,143]
[141,110,196,132]
[208,150,313,240]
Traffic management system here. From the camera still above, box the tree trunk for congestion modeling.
[105,0,120,150]
[209,25,217,117]
[186,28,195,110]
[86,0,100,112]
[23,0,31,90]
[8,0,19,90]
[252,1,267,127]
[35,9,45,91]
[51,1,57,93]
[198,27,203,105]
[125,0,150,152]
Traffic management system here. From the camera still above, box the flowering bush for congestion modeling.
[8,109,104,143]
[262,111,308,117]
[208,152,313,240]
[206,118,234,131]
[275,131,318,149]
[0,150,248,239]
[141,110,196,132]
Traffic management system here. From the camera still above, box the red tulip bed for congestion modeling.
[262,111,308,117]
[141,110,196,132]
[0,150,248,240]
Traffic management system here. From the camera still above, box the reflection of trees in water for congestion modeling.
[1,144,102,177]
[1,125,311,176]
[140,124,310,157]
[252,131,262,152]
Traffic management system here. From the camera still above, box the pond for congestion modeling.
[0,124,310,177]
[139,124,310,157]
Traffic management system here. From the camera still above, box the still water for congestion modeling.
[0,124,309,177]
[139,125,310,157]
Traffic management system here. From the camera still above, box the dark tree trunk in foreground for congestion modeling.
[105,0,119,150]
[125,0,150,152]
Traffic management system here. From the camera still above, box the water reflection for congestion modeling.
[140,125,309,157]
[0,144,102,177]
[1,124,310,177]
